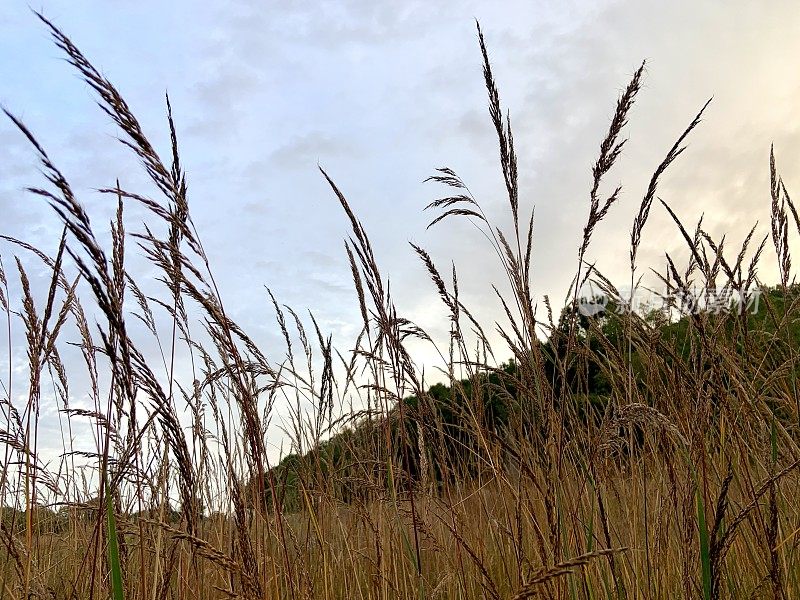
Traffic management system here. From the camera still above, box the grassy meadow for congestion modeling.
[2,14,800,600]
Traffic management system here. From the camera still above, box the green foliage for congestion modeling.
[255,285,800,513]
[106,481,125,600]
[0,505,69,535]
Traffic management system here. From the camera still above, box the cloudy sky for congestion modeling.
[1,1,799,463]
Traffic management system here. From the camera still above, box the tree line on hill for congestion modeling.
[248,284,799,513]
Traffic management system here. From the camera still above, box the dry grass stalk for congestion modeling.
[0,14,798,600]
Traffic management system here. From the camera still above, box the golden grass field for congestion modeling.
[2,13,800,600]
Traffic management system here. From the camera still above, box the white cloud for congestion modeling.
[1,0,799,464]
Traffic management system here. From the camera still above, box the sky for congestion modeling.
[1,1,799,468]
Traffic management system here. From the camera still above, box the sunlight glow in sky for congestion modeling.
[1,0,799,461]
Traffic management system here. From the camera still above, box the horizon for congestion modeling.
[1,0,798,470]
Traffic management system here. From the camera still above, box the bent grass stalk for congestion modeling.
[0,13,798,600]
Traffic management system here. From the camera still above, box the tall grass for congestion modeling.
[1,13,799,600]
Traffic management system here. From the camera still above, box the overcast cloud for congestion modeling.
[1,1,799,462]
